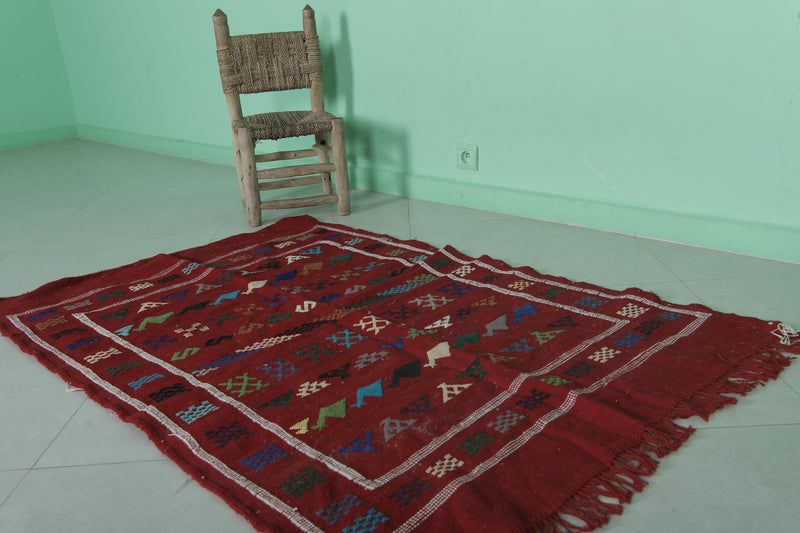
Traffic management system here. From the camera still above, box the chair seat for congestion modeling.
[235,110,337,141]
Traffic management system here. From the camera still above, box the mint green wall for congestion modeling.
[39,1,800,263]
[0,0,76,150]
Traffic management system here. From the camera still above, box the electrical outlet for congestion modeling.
[456,143,478,171]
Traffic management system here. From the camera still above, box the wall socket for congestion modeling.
[456,143,478,171]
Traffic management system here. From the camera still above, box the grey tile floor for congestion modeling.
[0,140,798,532]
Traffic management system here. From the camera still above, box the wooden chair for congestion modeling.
[212,5,350,227]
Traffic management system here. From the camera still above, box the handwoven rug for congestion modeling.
[1,215,797,532]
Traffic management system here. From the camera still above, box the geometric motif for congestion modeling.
[389,361,421,388]
[453,265,476,277]
[141,334,177,349]
[540,287,566,299]
[174,322,210,338]
[390,477,432,507]
[291,342,335,362]
[49,327,88,340]
[259,390,293,408]
[574,296,608,309]
[400,395,434,414]
[205,421,250,448]
[409,294,453,310]
[457,431,495,456]
[176,400,219,424]
[657,311,683,321]
[66,337,101,350]
[617,303,650,319]
[426,454,465,478]
[436,282,474,298]
[531,330,564,346]
[171,347,201,361]
[106,361,143,377]
[191,350,259,376]
[507,280,533,291]
[437,382,472,403]
[351,379,383,408]
[563,361,598,378]
[99,307,132,320]
[547,315,579,328]
[428,258,451,269]
[148,382,192,403]
[84,347,122,364]
[353,350,390,370]
[218,373,267,397]
[312,398,347,430]
[279,467,326,498]
[336,431,375,453]
[257,358,297,380]
[453,331,480,349]
[342,508,391,533]
[539,375,571,386]
[634,319,667,336]
[337,432,376,454]
[355,314,391,335]
[326,329,364,348]
[587,346,621,363]
[380,305,420,322]
[500,338,535,353]
[487,410,526,434]
[317,493,365,525]
[297,380,331,398]
[612,332,646,349]
[242,334,301,351]
[455,358,486,379]
[381,418,416,441]
[240,445,289,472]
[128,373,165,390]
[515,388,551,410]
[27,309,58,322]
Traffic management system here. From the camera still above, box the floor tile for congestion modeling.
[640,237,800,282]
[1,140,798,533]
[0,470,27,508]
[608,425,800,533]
[0,461,253,533]
[35,400,165,468]
[0,346,85,470]
[411,216,679,287]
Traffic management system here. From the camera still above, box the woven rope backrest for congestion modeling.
[217,30,323,94]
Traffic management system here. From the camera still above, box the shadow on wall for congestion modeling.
[322,13,410,199]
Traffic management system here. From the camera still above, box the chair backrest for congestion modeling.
[213,6,324,111]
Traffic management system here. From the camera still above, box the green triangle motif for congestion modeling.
[532,330,565,345]
[456,358,486,379]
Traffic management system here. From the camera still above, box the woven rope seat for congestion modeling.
[236,110,336,141]
[213,6,350,226]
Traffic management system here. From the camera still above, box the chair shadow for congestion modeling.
[321,12,410,200]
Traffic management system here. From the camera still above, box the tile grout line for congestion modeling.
[635,237,709,305]
[0,396,88,513]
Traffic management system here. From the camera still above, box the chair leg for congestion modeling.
[330,118,350,216]
[314,132,333,195]
[231,129,246,207]
[236,127,262,226]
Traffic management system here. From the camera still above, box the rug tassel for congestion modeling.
[672,349,794,421]
[536,444,663,532]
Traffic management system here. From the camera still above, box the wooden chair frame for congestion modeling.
[213,5,350,226]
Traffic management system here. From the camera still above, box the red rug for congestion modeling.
[1,215,796,532]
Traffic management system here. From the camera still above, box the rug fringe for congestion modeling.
[535,449,656,532]
[671,349,794,421]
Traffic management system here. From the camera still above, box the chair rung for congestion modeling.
[258,175,324,191]
[255,149,317,162]
[256,163,335,180]
[260,194,338,210]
